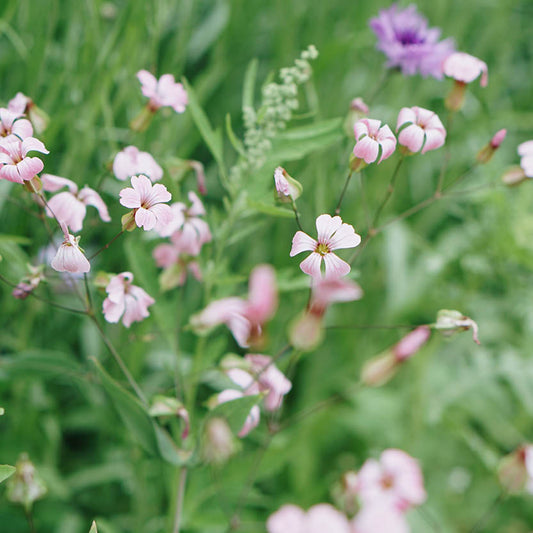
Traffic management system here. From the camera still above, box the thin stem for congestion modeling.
[291,200,303,231]
[172,467,188,533]
[436,113,455,193]
[89,229,125,260]
[372,155,404,228]
[90,315,148,405]
[470,490,506,533]
[335,171,354,215]
[24,508,36,533]
[442,163,478,191]
[83,273,93,312]
[359,171,372,230]
[366,69,393,105]
[0,272,87,314]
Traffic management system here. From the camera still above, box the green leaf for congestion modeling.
[225,114,246,156]
[182,78,225,175]
[209,394,261,434]
[0,465,16,484]
[91,358,158,455]
[247,200,294,218]
[242,58,258,111]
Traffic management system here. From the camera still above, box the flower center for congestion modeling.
[315,242,330,256]
[395,28,425,45]
[381,473,395,490]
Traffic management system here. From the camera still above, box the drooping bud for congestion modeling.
[476,129,507,164]
[6,454,47,512]
[434,309,480,344]
[274,167,303,203]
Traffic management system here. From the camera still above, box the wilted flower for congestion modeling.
[396,106,446,154]
[137,70,188,113]
[112,145,163,182]
[51,223,91,274]
[191,264,277,348]
[267,503,352,533]
[0,137,48,183]
[356,449,426,511]
[42,174,110,232]
[369,4,455,79]
[102,271,155,328]
[352,119,397,168]
[119,175,173,231]
[290,214,361,279]
[434,309,480,344]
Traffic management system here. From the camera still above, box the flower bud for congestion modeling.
[501,166,528,187]
[361,350,398,387]
[343,97,369,136]
[121,211,137,231]
[445,82,466,112]
[289,312,323,351]
[6,453,47,512]
[393,326,431,362]
[476,129,507,164]
[201,417,239,465]
[274,167,303,203]
[498,445,533,494]
[27,103,50,135]
[434,309,480,344]
[89,521,98,533]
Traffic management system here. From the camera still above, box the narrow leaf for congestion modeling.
[0,465,16,484]
[210,394,261,434]
[242,58,258,111]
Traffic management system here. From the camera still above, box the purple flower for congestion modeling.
[369,4,455,79]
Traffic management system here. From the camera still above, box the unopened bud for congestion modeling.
[23,175,42,193]
[502,166,528,187]
[274,167,303,203]
[361,350,398,387]
[498,445,533,494]
[348,152,367,172]
[445,81,467,112]
[344,98,369,136]
[27,103,50,135]
[289,312,323,351]
[202,417,239,465]
[393,326,431,362]
[477,129,507,164]
[6,453,47,512]
[434,309,480,344]
[121,211,137,231]
[89,521,98,533]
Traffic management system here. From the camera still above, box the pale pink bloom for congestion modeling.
[153,241,202,288]
[443,52,488,87]
[309,277,363,316]
[0,108,33,141]
[353,118,397,164]
[267,504,351,533]
[157,192,211,255]
[216,389,260,438]
[51,223,90,274]
[7,92,29,115]
[119,175,173,231]
[352,503,409,533]
[396,106,446,154]
[290,214,361,279]
[102,272,155,328]
[42,174,110,232]
[350,97,369,114]
[357,449,426,512]
[137,70,188,113]
[518,140,533,178]
[0,137,48,183]
[191,265,277,348]
[245,354,292,411]
[112,145,163,182]
[393,326,431,362]
[8,93,48,134]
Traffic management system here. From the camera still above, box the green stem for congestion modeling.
[89,229,125,260]
[172,467,188,533]
[372,155,405,228]
[470,490,506,533]
[291,200,303,231]
[335,171,354,215]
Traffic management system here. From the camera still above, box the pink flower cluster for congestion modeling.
[216,354,292,437]
[267,449,426,533]
[192,265,277,348]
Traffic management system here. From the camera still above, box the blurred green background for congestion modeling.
[1,0,533,531]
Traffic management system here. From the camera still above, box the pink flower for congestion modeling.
[267,504,351,533]
[112,145,163,182]
[518,140,533,178]
[51,223,91,274]
[137,70,188,113]
[290,214,361,279]
[153,240,202,290]
[352,503,409,533]
[356,449,426,512]
[8,93,49,134]
[0,137,48,183]
[396,106,446,154]
[393,326,431,362]
[0,108,33,141]
[353,118,397,164]
[102,272,155,328]
[119,175,173,231]
[191,265,277,348]
[7,93,29,115]
[245,354,292,411]
[157,192,211,253]
[443,52,488,87]
[351,97,369,114]
[216,388,260,438]
[274,167,302,201]
[42,174,110,232]
[309,277,363,316]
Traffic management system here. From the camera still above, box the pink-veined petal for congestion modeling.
[421,127,446,154]
[396,107,417,130]
[0,164,24,183]
[79,187,111,222]
[323,253,351,278]
[316,214,343,243]
[328,223,361,250]
[398,124,425,153]
[135,207,156,230]
[119,187,140,208]
[21,136,48,155]
[137,70,157,98]
[300,252,323,278]
[16,157,44,181]
[290,231,316,256]
[353,135,379,163]
[41,173,78,193]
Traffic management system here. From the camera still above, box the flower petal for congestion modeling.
[316,214,342,243]
[323,253,351,278]
[300,252,323,278]
[290,231,316,256]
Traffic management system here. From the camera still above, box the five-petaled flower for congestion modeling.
[102,272,155,328]
[50,223,91,274]
[290,214,361,279]
[396,106,446,154]
[137,70,188,113]
[119,174,173,231]
[42,174,110,233]
[113,145,163,182]
[353,119,397,167]
[0,137,48,183]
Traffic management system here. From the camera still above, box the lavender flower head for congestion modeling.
[370,4,455,79]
